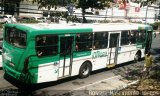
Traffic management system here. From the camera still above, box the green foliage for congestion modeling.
[30,0,112,23]
[19,19,39,23]
[98,19,110,23]
[154,22,160,26]
[0,23,3,29]
[140,0,158,7]
[74,0,112,23]
[32,0,58,10]
[130,20,142,24]
[67,15,79,23]
[76,0,112,9]
[150,22,160,30]
[112,20,126,23]
[3,0,24,3]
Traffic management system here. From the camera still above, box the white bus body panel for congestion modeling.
[37,62,59,83]
[92,49,108,70]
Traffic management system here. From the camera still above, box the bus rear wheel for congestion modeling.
[79,62,92,78]
[134,52,141,62]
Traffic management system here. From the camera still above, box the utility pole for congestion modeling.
[144,0,150,24]
[2,0,4,15]
[145,5,148,24]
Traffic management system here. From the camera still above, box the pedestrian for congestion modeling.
[143,51,153,78]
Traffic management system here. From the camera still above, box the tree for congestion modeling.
[30,0,112,23]
[71,0,112,23]
[139,0,158,7]
[1,0,24,15]
[32,0,59,10]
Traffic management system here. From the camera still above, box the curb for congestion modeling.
[117,80,139,91]
[65,76,140,96]
[73,75,121,91]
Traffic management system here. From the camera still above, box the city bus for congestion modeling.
[2,23,153,84]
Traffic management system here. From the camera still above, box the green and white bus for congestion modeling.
[2,23,153,84]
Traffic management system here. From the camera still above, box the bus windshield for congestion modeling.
[5,27,27,48]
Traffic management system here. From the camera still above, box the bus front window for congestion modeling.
[5,27,27,48]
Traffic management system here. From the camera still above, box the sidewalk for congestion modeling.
[44,75,139,96]
[69,75,139,96]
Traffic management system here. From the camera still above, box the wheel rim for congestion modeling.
[134,54,139,61]
[134,55,138,61]
[82,66,89,76]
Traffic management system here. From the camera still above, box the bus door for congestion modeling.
[108,33,120,66]
[145,31,152,54]
[59,36,74,78]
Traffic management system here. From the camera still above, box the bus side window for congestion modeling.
[36,35,58,57]
[129,30,136,44]
[138,30,146,43]
[121,31,130,46]
[75,34,80,51]
[75,33,92,51]
[93,32,108,49]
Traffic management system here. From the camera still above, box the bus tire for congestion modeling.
[79,62,92,78]
[134,51,141,62]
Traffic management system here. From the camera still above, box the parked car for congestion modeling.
[17,16,35,23]
[0,15,6,24]
[32,16,44,22]
[3,15,12,23]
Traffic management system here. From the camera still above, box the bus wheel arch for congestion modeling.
[79,61,92,78]
[134,50,141,62]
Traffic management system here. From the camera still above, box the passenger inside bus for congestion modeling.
[130,30,136,44]
[36,36,47,56]
[93,42,100,49]
[36,35,58,57]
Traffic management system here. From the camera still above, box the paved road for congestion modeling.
[0,34,159,95]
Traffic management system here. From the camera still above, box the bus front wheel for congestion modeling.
[79,62,92,78]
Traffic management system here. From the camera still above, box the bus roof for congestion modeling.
[5,23,152,34]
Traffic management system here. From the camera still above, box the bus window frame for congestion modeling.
[5,27,27,49]
[35,34,59,58]
[75,33,93,52]
[93,32,108,50]
[120,30,130,46]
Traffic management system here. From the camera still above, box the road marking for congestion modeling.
[73,75,121,90]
